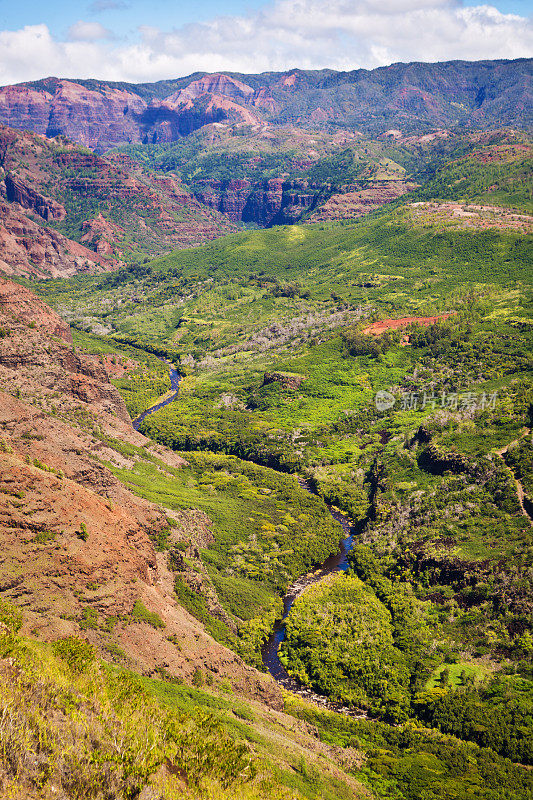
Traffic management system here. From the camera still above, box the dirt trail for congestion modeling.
[496,431,533,526]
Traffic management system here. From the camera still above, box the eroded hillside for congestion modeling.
[0,125,237,276]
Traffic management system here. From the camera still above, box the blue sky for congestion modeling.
[0,1,268,39]
[0,0,531,85]
[0,0,529,36]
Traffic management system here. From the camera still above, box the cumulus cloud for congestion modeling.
[67,20,114,41]
[0,0,531,85]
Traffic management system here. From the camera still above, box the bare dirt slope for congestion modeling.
[0,279,281,707]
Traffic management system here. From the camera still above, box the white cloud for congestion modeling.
[67,20,114,41]
[0,0,531,86]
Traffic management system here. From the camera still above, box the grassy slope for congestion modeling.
[2,608,532,800]
[0,618,366,800]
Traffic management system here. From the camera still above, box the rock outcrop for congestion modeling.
[306,181,418,223]
[0,277,72,342]
[0,124,237,276]
[263,371,307,390]
[4,174,66,221]
[0,278,129,420]
[0,74,262,152]
[194,177,320,225]
[0,198,112,279]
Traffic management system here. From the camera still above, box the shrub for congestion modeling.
[131,599,165,629]
[192,667,204,687]
[52,636,96,674]
[33,529,57,544]
[0,599,23,634]
[80,608,98,630]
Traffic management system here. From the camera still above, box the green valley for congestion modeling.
[2,90,532,800]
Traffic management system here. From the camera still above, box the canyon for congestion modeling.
[0,125,237,276]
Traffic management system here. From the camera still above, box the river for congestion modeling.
[133,358,366,717]
[132,360,182,431]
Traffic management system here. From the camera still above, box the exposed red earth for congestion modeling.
[0,124,237,277]
[306,181,418,223]
[409,202,533,234]
[362,313,454,335]
[0,278,282,705]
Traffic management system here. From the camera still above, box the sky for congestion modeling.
[0,0,531,85]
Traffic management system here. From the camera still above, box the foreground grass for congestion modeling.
[0,614,364,800]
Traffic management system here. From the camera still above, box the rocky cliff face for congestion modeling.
[306,180,418,223]
[0,124,236,276]
[4,174,66,221]
[194,177,321,225]
[0,198,112,279]
[0,79,146,151]
[0,278,72,341]
[0,278,129,420]
[0,281,281,705]
[192,176,416,225]
[0,60,529,152]
[0,74,262,152]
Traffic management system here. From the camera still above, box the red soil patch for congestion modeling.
[101,354,137,378]
[362,313,454,335]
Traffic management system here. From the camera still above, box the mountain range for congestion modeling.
[0,54,532,800]
[0,60,531,152]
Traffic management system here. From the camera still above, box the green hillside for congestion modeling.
[411,143,533,212]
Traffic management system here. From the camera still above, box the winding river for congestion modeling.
[132,360,182,431]
[261,488,351,679]
[133,358,366,717]
[131,358,532,721]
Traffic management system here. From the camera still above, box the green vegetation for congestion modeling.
[104,448,342,660]
[0,616,366,800]
[28,151,533,800]
[414,672,533,764]
[286,695,533,800]
[281,573,419,721]
[52,636,96,673]
[0,630,258,799]
[506,436,533,499]
[411,146,533,212]
[71,327,172,418]
[173,576,239,649]
[131,599,166,629]
[77,522,88,542]
[117,124,409,200]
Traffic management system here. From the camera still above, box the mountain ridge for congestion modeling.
[0,59,530,154]
[0,123,237,276]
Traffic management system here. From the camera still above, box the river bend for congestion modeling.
[133,358,366,717]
